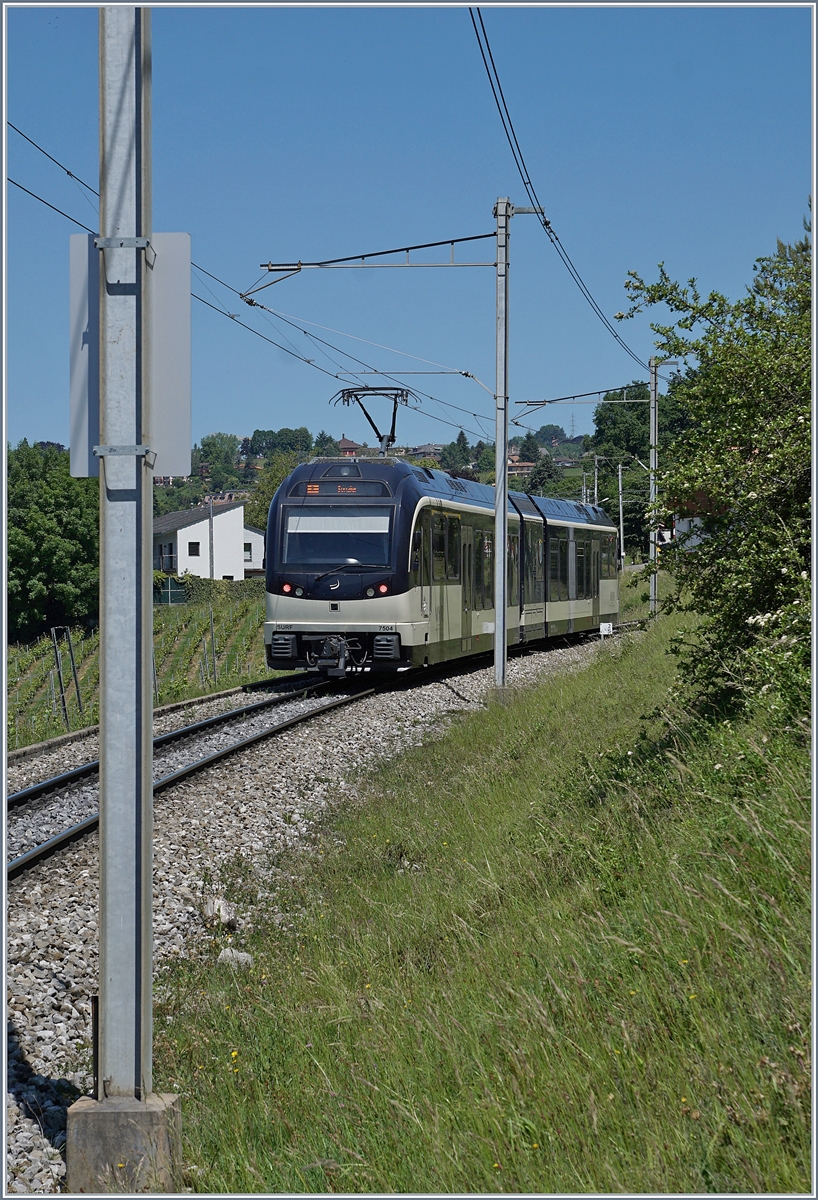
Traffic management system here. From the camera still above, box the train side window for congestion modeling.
[432,513,446,581]
[446,517,461,581]
[581,539,592,598]
[576,542,586,600]
[548,540,559,602]
[507,534,519,603]
[410,526,422,583]
[474,530,484,607]
[561,539,571,601]
[600,538,610,580]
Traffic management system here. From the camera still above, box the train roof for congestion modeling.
[292,457,616,530]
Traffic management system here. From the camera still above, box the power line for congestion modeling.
[191,257,499,435]
[468,8,651,374]
[192,293,344,381]
[192,295,491,442]
[9,133,500,446]
[8,122,100,196]
[6,121,518,441]
[7,178,97,235]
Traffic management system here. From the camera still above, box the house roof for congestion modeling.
[244,525,265,536]
[338,436,361,449]
[153,501,244,536]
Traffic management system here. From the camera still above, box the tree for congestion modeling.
[200,431,240,467]
[518,431,542,464]
[589,381,690,463]
[314,430,341,456]
[439,430,471,471]
[618,214,810,713]
[249,428,276,457]
[197,432,242,491]
[523,455,563,496]
[7,441,100,641]
[477,444,496,473]
[536,423,566,445]
[274,426,313,455]
[243,451,300,530]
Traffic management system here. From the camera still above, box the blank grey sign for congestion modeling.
[69,232,191,477]
[69,234,100,478]
[148,233,191,477]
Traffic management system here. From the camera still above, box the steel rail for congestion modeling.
[7,680,330,811]
[7,688,374,881]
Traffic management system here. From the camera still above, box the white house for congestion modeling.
[243,524,266,577]
[154,502,264,581]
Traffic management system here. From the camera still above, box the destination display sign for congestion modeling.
[289,480,391,497]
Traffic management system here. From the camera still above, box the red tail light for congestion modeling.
[282,582,292,594]
[378,583,389,594]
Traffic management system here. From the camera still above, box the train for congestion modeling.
[264,457,619,677]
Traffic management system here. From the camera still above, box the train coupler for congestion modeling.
[316,634,349,677]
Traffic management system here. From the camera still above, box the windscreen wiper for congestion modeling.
[312,562,362,584]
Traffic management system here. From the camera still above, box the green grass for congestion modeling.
[153,612,810,1193]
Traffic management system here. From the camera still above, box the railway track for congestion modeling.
[6,683,373,881]
[6,625,638,883]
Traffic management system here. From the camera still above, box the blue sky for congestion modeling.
[5,3,813,450]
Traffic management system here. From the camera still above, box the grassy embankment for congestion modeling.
[6,590,274,749]
[153,596,811,1193]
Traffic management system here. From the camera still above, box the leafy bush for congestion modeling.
[7,441,99,641]
[619,216,811,714]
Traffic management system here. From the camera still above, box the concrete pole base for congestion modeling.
[66,1093,181,1193]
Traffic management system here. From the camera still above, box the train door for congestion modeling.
[461,525,474,650]
[413,509,432,619]
[592,539,601,626]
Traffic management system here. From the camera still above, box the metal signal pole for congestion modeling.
[648,356,676,615]
[649,357,659,615]
[66,7,180,1190]
[493,199,542,689]
[96,3,154,1104]
[493,198,511,689]
[618,461,625,568]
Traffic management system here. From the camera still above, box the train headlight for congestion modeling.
[282,582,292,594]
[365,587,375,598]
[378,583,389,595]
[294,587,304,597]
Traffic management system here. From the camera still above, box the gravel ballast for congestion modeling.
[6,640,606,1192]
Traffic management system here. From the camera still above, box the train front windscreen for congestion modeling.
[280,504,393,568]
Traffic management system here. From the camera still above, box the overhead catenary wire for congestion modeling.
[468,8,655,377]
[10,135,504,446]
[8,178,97,235]
[191,255,501,437]
[192,295,493,442]
[8,123,99,195]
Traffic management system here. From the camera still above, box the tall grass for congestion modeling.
[154,612,810,1193]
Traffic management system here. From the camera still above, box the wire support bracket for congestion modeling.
[93,444,153,460]
[94,236,150,249]
[94,236,156,267]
